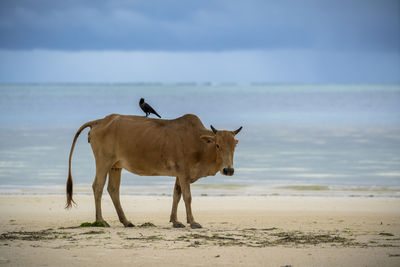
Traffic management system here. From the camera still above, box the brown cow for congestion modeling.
[66,114,242,229]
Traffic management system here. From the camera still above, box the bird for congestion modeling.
[139,98,161,118]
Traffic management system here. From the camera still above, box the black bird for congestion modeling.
[139,98,161,118]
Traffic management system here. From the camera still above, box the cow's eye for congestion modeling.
[216,144,221,150]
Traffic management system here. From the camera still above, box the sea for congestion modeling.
[0,83,399,197]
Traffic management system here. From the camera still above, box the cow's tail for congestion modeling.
[66,119,99,209]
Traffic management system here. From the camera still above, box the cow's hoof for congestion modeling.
[173,222,186,228]
[190,222,202,229]
[125,222,135,227]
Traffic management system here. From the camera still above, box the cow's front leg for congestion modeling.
[170,177,185,228]
[179,177,202,229]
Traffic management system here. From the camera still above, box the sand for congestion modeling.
[0,194,399,266]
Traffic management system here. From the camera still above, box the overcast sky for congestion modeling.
[0,0,399,83]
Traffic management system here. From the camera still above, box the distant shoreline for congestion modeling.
[1,183,399,198]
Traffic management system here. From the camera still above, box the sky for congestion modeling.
[0,0,399,83]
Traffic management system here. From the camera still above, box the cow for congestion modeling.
[66,114,242,229]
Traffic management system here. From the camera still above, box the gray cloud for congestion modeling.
[0,0,398,51]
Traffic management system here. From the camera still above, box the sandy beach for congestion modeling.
[0,194,399,266]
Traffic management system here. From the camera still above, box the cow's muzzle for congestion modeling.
[222,168,234,176]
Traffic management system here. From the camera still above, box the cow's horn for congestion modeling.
[210,125,218,134]
[233,126,243,136]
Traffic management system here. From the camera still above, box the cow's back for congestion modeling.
[90,114,210,177]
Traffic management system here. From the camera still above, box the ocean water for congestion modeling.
[0,83,399,197]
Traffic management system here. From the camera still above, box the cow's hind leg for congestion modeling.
[108,167,134,227]
[179,177,202,229]
[92,162,112,227]
[170,177,185,228]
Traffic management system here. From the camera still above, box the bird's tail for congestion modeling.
[154,111,161,118]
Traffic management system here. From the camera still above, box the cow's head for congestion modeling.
[201,125,242,176]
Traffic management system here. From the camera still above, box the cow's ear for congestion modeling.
[200,135,215,144]
[235,139,239,145]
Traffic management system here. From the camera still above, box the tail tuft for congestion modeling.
[65,171,76,209]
